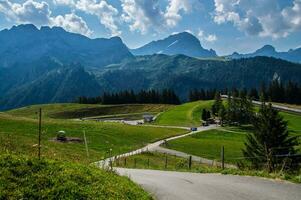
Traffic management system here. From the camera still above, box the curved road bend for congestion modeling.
[95,125,217,167]
[117,168,301,200]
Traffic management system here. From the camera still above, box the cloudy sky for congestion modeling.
[0,0,301,55]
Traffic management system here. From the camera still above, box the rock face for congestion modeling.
[131,32,217,58]
[228,45,301,63]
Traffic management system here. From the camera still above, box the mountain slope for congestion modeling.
[0,24,132,68]
[131,32,217,58]
[0,65,101,110]
[229,45,301,63]
[97,55,301,99]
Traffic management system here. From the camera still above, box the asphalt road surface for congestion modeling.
[117,168,301,200]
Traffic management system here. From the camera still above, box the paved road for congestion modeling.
[95,125,216,167]
[117,168,301,200]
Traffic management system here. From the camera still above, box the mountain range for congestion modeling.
[0,24,301,110]
[228,45,301,63]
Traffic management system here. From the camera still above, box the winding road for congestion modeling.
[95,125,216,167]
[117,168,301,200]
[93,107,301,200]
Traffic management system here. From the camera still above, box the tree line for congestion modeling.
[77,89,180,105]
[189,80,301,105]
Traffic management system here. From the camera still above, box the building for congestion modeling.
[143,114,154,123]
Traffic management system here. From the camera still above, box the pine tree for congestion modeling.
[201,109,208,121]
[243,103,299,172]
[218,104,226,126]
[211,92,222,116]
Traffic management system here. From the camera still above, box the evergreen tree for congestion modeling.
[218,104,226,126]
[243,103,299,171]
[211,92,222,116]
[201,109,208,121]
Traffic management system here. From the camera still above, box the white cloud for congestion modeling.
[0,0,51,26]
[213,0,301,38]
[121,0,197,34]
[51,13,93,36]
[121,0,163,34]
[0,0,92,36]
[164,0,191,27]
[75,0,121,36]
[53,0,75,6]
[198,30,217,42]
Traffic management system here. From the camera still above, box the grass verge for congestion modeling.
[0,154,152,199]
[115,152,301,183]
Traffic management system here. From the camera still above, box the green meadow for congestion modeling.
[155,100,214,127]
[0,104,185,164]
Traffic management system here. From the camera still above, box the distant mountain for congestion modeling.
[131,32,217,58]
[228,45,301,63]
[0,24,132,69]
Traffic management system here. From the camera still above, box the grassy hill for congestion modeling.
[7,103,173,119]
[155,100,214,127]
[0,104,185,164]
[0,154,151,199]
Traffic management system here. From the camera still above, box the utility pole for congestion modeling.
[38,108,42,160]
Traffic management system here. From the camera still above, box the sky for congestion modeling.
[0,0,301,55]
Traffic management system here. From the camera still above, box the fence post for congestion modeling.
[38,108,42,160]
[124,157,127,166]
[110,159,113,171]
[165,154,168,169]
[188,156,192,170]
[221,146,225,170]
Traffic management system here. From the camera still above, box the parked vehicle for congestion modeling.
[190,127,197,131]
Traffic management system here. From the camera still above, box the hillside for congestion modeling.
[97,55,301,99]
[2,55,301,110]
[0,104,184,163]
[0,66,102,110]
[131,32,217,57]
[0,154,151,199]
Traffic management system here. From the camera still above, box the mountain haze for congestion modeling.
[0,24,132,68]
[229,45,301,63]
[131,32,217,58]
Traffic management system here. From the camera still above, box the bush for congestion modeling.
[56,131,67,141]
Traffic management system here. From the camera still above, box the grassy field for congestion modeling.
[0,154,151,199]
[7,103,173,119]
[155,100,214,127]
[0,104,186,164]
[165,128,246,164]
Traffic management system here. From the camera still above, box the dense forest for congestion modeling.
[189,80,301,104]
[77,89,180,105]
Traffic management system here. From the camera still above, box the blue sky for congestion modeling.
[0,0,301,55]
